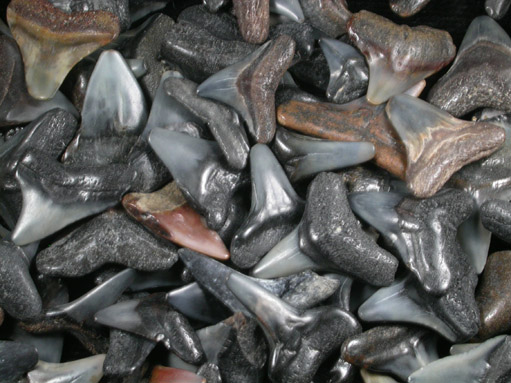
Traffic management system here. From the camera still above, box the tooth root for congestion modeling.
[11,326,64,364]
[123,182,230,261]
[389,0,432,17]
[270,0,305,22]
[348,10,455,105]
[126,58,147,78]
[47,269,137,323]
[95,300,143,332]
[230,144,304,269]
[198,35,296,143]
[386,94,506,198]
[6,0,120,100]
[150,366,206,383]
[486,0,511,19]
[458,15,511,54]
[232,0,270,44]
[27,355,106,383]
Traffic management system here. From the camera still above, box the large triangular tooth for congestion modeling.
[27,355,106,383]
[458,207,492,274]
[270,0,305,22]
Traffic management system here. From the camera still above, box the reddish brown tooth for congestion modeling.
[277,99,407,179]
[232,0,269,44]
[123,182,230,261]
[150,366,206,383]
[6,0,120,100]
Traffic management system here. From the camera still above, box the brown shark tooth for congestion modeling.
[232,0,270,44]
[299,0,351,38]
[7,0,120,100]
[389,0,432,17]
[347,10,456,105]
[122,182,230,261]
[386,94,505,198]
[277,99,407,179]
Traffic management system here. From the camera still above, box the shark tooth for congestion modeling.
[299,172,399,286]
[227,272,361,383]
[408,335,511,383]
[162,76,250,170]
[197,35,296,143]
[480,199,511,243]
[360,369,400,383]
[64,50,147,165]
[277,99,407,179]
[486,0,511,19]
[251,226,327,278]
[0,341,38,382]
[6,0,120,100]
[319,37,369,104]
[475,251,511,341]
[429,16,511,117]
[36,209,178,277]
[342,326,438,381]
[46,268,137,323]
[230,144,304,269]
[123,182,230,260]
[95,293,204,363]
[348,10,455,105]
[148,128,245,231]
[270,0,305,22]
[389,0,432,17]
[386,93,505,198]
[150,366,206,383]
[299,0,351,37]
[232,0,270,43]
[27,355,106,383]
[273,127,375,182]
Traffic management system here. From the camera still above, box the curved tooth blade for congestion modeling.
[458,207,492,274]
[270,0,305,22]
[458,15,511,55]
[486,0,511,19]
[27,355,106,383]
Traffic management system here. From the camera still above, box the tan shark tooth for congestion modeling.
[7,0,120,100]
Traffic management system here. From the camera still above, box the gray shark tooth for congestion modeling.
[36,209,178,277]
[386,93,505,198]
[273,127,375,182]
[126,58,147,78]
[64,50,147,164]
[95,293,204,364]
[428,16,511,117]
[0,240,42,320]
[7,0,120,100]
[480,199,511,243]
[162,76,250,170]
[408,335,511,383]
[27,355,106,383]
[348,11,455,105]
[319,37,369,104]
[166,282,232,324]
[149,128,245,231]
[233,0,270,44]
[299,172,399,286]
[197,35,296,143]
[299,0,351,38]
[270,0,305,22]
[0,340,38,382]
[486,0,511,19]
[252,226,327,278]
[230,144,304,269]
[342,325,438,381]
[46,268,137,323]
[227,272,361,383]
[389,0,431,17]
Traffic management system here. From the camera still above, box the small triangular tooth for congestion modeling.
[27,355,106,383]
[270,0,305,22]
[458,15,511,56]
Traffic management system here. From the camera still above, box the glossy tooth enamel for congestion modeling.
[27,355,106,383]
[270,0,305,22]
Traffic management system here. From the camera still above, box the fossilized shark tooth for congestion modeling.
[0,340,38,382]
[95,293,204,364]
[232,0,270,44]
[197,35,295,143]
[27,355,106,383]
[273,127,375,182]
[299,172,399,286]
[177,4,241,41]
[348,10,455,105]
[123,182,230,260]
[429,16,511,117]
[299,0,351,37]
[148,128,245,231]
[64,50,147,165]
[7,0,120,100]
[408,335,511,383]
[36,209,178,277]
[486,0,511,18]
[389,0,431,17]
[270,0,305,22]
[162,76,250,170]
[342,325,438,381]
[46,268,137,323]
[230,144,304,269]
[150,366,206,383]
[319,37,368,104]
[386,93,505,198]
[227,272,361,383]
